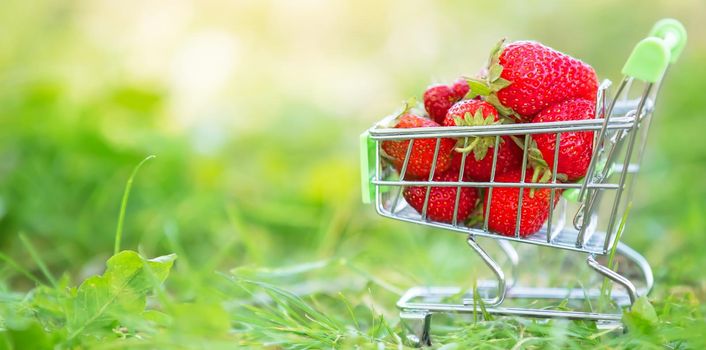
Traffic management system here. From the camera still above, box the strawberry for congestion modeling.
[442,100,524,181]
[468,40,598,121]
[381,114,455,179]
[531,98,596,181]
[423,78,470,124]
[451,78,470,100]
[482,169,561,237]
[403,169,479,223]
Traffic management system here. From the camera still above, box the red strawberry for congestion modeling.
[442,100,524,181]
[423,78,470,124]
[403,169,479,223]
[381,114,455,179]
[451,78,470,100]
[531,98,596,181]
[482,169,561,237]
[469,40,598,121]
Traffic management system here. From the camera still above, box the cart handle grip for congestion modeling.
[360,130,374,203]
[622,18,687,83]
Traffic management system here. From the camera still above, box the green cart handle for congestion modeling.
[622,18,687,83]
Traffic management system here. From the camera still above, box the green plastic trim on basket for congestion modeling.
[360,130,374,204]
[622,18,687,83]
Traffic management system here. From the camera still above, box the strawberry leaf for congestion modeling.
[473,110,484,126]
[509,135,525,149]
[489,78,512,90]
[528,148,548,167]
[483,114,496,126]
[465,78,491,97]
[473,144,488,161]
[485,94,516,118]
[487,38,506,68]
[488,65,503,82]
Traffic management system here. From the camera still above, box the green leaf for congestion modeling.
[489,77,512,90]
[623,296,659,333]
[461,112,469,124]
[473,110,483,125]
[485,94,516,118]
[66,251,176,340]
[488,64,503,82]
[509,135,525,149]
[472,145,488,161]
[141,310,172,328]
[482,114,496,126]
[0,321,56,350]
[465,78,491,97]
[487,38,506,67]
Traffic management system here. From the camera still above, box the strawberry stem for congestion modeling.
[455,137,481,153]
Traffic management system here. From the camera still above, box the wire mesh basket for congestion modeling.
[359,19,686,346]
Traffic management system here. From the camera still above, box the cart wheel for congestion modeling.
[400,311,432,347]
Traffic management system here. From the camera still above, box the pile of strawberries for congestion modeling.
[381,40,599,238]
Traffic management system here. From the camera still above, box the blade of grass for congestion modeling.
[316,194,354,258]
[205,203,262,270]
[18,232,57,287]
[472,280,492,321]
[163,221,193,274]
[338,292,360,330]
[473,279,478,324]
[600,202,632,310]
[341,259,403,296]
[114,155,156,255]
[0,251,43,285]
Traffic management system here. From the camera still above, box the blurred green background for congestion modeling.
[1,0,705,348]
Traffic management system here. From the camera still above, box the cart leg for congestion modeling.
[586,254,638,305]
[615,242,654,296]
[466,236,507,306]
[400,311,432,347]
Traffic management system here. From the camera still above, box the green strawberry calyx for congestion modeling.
[453,109,501,161]
[384,97,423,128]
[400,97,417,115]
[511,136,568,197]
[465,38,522,121]
[464,203,485,228]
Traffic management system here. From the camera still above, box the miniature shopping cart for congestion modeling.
[359,19,686,346]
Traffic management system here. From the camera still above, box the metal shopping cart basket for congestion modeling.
[359,19,686,346]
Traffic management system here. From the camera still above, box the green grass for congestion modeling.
[0,147,704,349]
[1,1,706,349]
